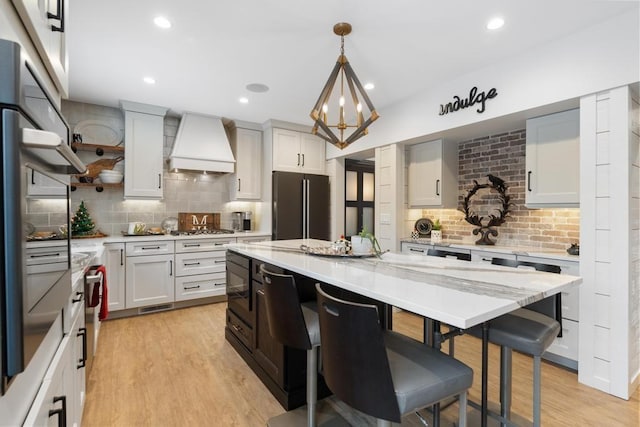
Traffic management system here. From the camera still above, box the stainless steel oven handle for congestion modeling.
[22,128,86,174]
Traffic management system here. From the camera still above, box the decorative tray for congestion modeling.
[300,244,375,258]
[71,231,109,239]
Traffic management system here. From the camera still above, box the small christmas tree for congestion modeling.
[71,201,95,236]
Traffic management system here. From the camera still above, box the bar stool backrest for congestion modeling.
[260,264,312,350]
[490,258,562,330]
[315,283,402,423]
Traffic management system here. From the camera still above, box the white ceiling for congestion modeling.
[67,0,637,129]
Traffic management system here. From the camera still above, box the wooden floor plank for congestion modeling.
[82,304,639,426]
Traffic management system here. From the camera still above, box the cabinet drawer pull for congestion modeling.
[158,173,162,189]
[141,246,161,250]
[184,285,201,290]
[47,0,65,33]
[257,289,265,296]
[238,178,241,192]
[214,282,225,287]
[214,260,226,264]
[301,153,305,167]
[72,291,83,303]
[169,260,173,276]
[482,258,492,262]
[436,179,440,196]
[214,242,225,246]
[183,261,201,266]
[297,153,301,166]
[77,327,87,369]
[527,171,532,192]
[409,248,425,253]
[49,396,66,427]
[120,248,124,265]
[30,252,61,258]
[183,243,201,248]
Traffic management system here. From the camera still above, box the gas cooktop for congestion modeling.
[170,229,235,236]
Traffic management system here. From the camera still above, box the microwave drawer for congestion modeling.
[175,252,226,276]
[125,241,174,256]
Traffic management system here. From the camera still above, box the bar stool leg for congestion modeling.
[307,347,318,427]
[533,355,542,427]
[499,346,513,427]
[458,391,467,427]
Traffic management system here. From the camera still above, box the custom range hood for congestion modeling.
[169,113,235,173]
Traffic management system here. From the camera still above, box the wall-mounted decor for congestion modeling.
[439,86,498,116]
[460,174,512,245]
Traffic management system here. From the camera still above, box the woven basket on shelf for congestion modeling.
[76,156,124,183]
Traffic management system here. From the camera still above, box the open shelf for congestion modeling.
[72,142,124,156]
[71,182,123,192]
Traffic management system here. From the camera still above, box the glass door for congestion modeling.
[344,159,375,237]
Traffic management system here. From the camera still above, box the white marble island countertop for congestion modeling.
[226,239,582,330]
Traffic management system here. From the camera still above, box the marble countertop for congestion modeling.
[400,238,579,262]
[226,239,582,330]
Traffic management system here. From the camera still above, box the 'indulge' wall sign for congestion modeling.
[439,86,498,116]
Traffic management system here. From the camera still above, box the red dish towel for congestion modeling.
[92,265,109,321]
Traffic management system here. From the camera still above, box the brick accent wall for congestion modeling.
[420,129,580,250]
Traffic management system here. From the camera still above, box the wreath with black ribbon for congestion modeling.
[461,174,513,245]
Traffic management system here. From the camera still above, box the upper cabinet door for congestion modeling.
[26,168,66,197]
[12,0,69,97]
[525,109,580,207]
[408,139,458,208]
[229,128,262,200]
[121,102,168,199]
[272,128,325,174]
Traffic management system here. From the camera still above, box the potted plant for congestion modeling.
[351,226,383,257]
[431,219,443,243]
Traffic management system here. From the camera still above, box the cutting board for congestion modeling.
[178,212,220,231]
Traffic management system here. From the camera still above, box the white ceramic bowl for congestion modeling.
[99,170,123,175]
[99,172,123,184]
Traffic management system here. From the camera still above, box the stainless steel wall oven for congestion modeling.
[0,39,86,394]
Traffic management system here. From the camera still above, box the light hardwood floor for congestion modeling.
[83,303,639,426]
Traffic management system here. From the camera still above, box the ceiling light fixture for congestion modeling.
[364,82,375,91]
[143,76,156,85]
[239,97,249,104]
[487,17,504,30]
[154,16,171,29]
[310,22,379,150]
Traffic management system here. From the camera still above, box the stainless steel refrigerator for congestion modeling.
[272,171,330,240]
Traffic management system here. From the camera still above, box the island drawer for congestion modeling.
[226,309,252,351]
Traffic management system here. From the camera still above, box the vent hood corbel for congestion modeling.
[169,112,236,173]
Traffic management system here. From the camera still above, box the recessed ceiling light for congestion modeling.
[246,83,269,93]
[154,16,171,29]
[143,76,156,85]
[239,97,249,104]
[364,82,375,91]
[487,17,504,30]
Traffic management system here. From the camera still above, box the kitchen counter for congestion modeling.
[400,238,579,262]
[63,231,271,246]
[226,239,581,329]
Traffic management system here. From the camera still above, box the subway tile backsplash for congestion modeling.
[28,100,261,236]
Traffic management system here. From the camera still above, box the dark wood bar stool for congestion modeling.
[316,283,473,427]
[260,265,343,427]
[472,259,562,427]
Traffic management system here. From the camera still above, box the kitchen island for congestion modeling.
[225,239,582,425]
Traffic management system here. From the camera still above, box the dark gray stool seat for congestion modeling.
[316,283,473,427]
[484,308,560,356]
[469,259,563,427]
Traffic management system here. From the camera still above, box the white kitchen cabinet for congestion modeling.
[120,101,168,199]
[26,167,66,197]
[408,139,458,208]
[70,302,86,427]
[11,0,69,96]
[525,109,580,207]
[104,243,126,311]
[229,128,262,200]
[272,128,325,174]
[23,333,73,426]
[125,253,174,309]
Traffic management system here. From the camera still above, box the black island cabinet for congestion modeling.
[224,249,388,410]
